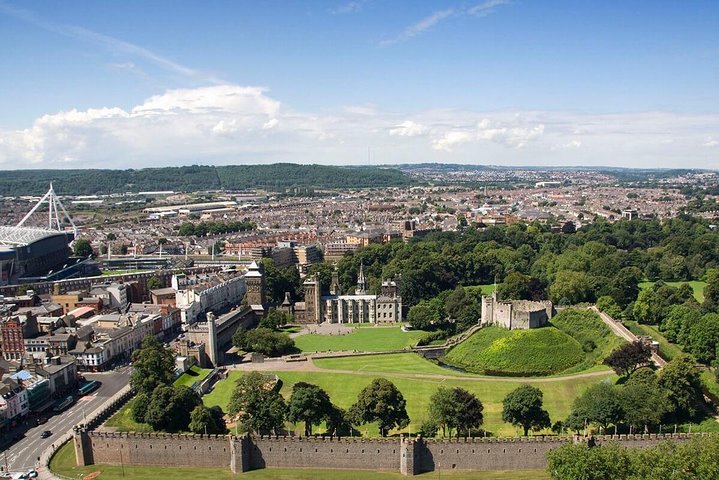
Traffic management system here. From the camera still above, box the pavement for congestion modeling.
[1,367,130,477]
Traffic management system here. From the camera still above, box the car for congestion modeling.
[26,470,38,478]
[40,430,52,439]
[35,417,47,426]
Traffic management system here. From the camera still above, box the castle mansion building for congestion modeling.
[293,265,402,324]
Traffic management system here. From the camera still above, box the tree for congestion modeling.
[286,382,334,436]
[106,233,117,241]
[658,354,705,421]
[501,385,550,436]
[452,388,484,438]
[144,385,202,432]
[73,238,94,257]
[348,378,409,437]
[325,405,353,437]
[497,272,533,301]
[146,275,164,290]
[130,335,176,396]
[603,341,652,377]
[684,313,719,364]
[189,405,227,434]
[228,372,286,434]
[620,368,668,431]
[131,392,150,424]
[596,296,622,319]
[549,270,594,305]
[569,383,624,431]
[428,387,483,438]
[232,327,295,357]
[259,309,291,331]
[547,442,632,480]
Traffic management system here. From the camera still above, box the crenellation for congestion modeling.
[74,426,710,476]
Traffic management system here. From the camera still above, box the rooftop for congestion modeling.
[0,226,68,247]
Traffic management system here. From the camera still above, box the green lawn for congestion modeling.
[104,398,153,432]
[205,370,612,437]
[638,281,707,302]
[551,308,626,373]
[443,326,584,376]
[175,365,213,388]
[314,353,474,376]
[294,325,426,353]
[465,284,497,296]
[623,321,684,361]
[50,439,548,479]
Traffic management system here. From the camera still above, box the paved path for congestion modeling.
[590,306,667,367]
[227,357,614,383]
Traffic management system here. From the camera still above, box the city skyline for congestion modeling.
[0,0,718,169]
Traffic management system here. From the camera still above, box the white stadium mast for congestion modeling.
[16,183,78,237]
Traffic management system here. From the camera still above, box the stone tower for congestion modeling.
[207,311,218,367]
[330,267,341,295]
[303,273,321,323]
[244,261,265,307]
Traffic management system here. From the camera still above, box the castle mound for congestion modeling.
[443,326,583,376]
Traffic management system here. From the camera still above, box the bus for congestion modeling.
[53,395,74,412]
[78,380,100,396]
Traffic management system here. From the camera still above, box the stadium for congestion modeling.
[0,185,92,286]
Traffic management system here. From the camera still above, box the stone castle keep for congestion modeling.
[480,292,554,330]
[72,427,703,476]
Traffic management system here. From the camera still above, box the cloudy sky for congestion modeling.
[0,0,718,170]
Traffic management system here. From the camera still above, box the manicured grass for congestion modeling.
[314,353,473,376]
[465,284,497,296]
[314,353,611,378]
[443,326,584,376]
[638,281,707,302]
[294,325,426,353]
[50,439,548,479]
[206,370,612,437]
[624,321,684,361]
[551,308,626,372]
[104,398,153,432]
[175,365,213,388]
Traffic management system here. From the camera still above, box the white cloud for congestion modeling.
[2,85,719,169]
[390,121,428,137]
[331,0,367,15]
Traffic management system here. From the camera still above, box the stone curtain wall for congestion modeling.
[73,431,708,476]
[250,436,402,471]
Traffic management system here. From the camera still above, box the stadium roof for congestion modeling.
[0,226,66,247]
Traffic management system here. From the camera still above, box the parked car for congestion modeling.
[40,430,52,439]
[26,469,38,478]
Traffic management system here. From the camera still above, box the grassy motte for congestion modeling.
[443,326,583,376]
[50,439,548,479]
[294,325,426,353]
[550,308,626,373]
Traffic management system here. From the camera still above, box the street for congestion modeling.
[1,367,130,475]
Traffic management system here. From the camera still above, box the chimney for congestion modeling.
[53,283,61,295]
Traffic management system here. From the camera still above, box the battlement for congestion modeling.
[87,431,230,441]
[73,425,712,477]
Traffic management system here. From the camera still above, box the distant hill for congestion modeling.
[0,164,413,196]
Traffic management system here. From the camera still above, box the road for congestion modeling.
[2,367,130,475]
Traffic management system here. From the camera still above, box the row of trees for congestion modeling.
[230,372,554,439]
[547,435,719,480]
[228,374,407,437]
[176,220,256,237]
[562,355,706,435]
[331,217,719,310]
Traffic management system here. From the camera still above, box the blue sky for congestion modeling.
[0,0,718,169]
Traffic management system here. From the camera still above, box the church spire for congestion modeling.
[355,263,367,295]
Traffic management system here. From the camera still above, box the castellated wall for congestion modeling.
[73,430,708,476]
[249,436,401,471]
[81,431,232,468]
